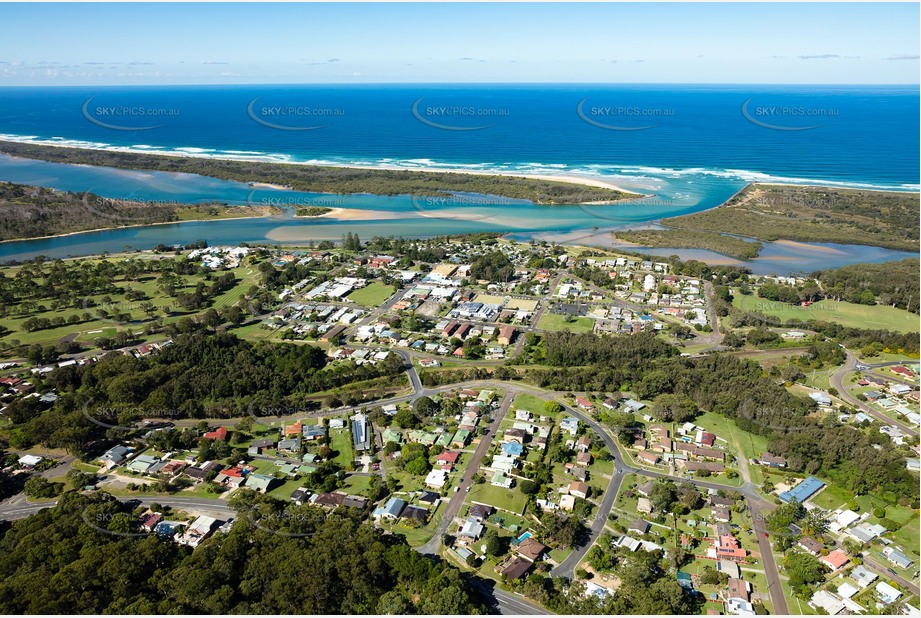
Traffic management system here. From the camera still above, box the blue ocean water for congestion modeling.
[0,84,917,189]
[0,84,917,272]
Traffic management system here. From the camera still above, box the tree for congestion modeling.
[651,394,698,423]
[412,396,438,417]
[393,408,419,429]
[544,401,563,415]
[23,476,62,499]
[519,479,540,495]
[784,551,827,589]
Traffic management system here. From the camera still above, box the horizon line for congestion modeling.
[0,81,919,89]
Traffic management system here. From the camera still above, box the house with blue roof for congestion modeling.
[779,476,826,504]
[502,441,524,457]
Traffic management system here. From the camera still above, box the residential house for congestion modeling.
[727,578,751,602]
[516,538,548,562]
[797,536,824,555]
[569,481,589,499]
[758,452,787,468]
[495,555,533,580]
[176,515,219,548]
[629,519,651,535]
[202,427,228,441]
[468,504,494,521]
[374,497,406,521]
[245,473,275,493]
[819,549,849,572]
[458,518,484,540]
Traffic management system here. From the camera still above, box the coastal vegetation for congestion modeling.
[0,181,269,242]
[0,140,631,204]
[613,229,763,260]
[295,206,333,217]
[656,183,920,252]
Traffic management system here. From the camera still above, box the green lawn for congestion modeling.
[732,293,920,334]
[342,474,373,496]
[536,313,595,334]
[328,428,355,468]
[347,282,395,307]
[511,393,550,417]
[467,483,528,514]
[695,411,769,486]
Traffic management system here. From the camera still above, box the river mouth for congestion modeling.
[0,152,916,275]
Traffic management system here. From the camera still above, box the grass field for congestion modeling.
[467,483,528,514]
[328,428,355,467]
[695,411,769,486]
[732,293,920,334]
[536,313,595,334]
[347,282,395,307]
[0,263,263,352]
[511,393,550,417]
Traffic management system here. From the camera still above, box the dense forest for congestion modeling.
[659,183,920,252]
[5,332,405,456]
[0,181,256,241]
[0,140,629,204]
[0,492,484,614]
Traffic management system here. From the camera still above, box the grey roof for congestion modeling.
[101,445,130,462]
[382,497,406,518]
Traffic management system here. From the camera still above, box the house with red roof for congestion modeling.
[716,534,747,562]
[695,430,716,447]
[203,427,228,441]
[575,396,595,411]
[820,549,850,571]
[437,451,461,465]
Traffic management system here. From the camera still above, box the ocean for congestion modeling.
[0,84,917,271]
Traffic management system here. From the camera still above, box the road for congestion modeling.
[557,402,790,615]
[831,350,918,437]
[863,554,920,597]
[418,390,513,556]
[2,363,797,616]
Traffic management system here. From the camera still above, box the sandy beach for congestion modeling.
[0,137,642,198]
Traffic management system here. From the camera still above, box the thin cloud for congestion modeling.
[797,54,840,60]
[886,54,920,60]
[203,60,230,65]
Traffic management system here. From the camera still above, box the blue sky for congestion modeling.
[0,3,918,85]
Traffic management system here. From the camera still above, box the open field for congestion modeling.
[347,282,395,307]
[732,294,920,333]
[536,313,595,334]
[511,393,549,417]
[467,482,528,514]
